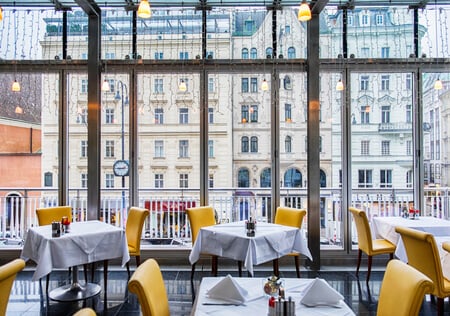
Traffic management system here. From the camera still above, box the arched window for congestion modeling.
[265,47,273,58]
[320,169,326,187]
[284,168,302,187]
[284,75,292,90]
[285,136,292,153]
[260,168,271,187]
[242,48,249,59]
[238,168,250,187]
[287,47,296,59]
[241,136,249,152]
[250,136,258,152]
[250,48,257,59]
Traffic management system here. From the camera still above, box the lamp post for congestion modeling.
[114,81,129,216]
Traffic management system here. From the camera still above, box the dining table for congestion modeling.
[191,277,355,316]
[21,220,130,302]
[189,221,312,276]
[372,216,450,279]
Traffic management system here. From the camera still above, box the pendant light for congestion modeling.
[298,0,311,22]
[434,77,443,90]
[261,79,269,91]
[336,79,344,91]
[179,79,187,92]
[137,0,151,19]
[102,79,110,91]
[12,80,21,92]
[15,106,23,114]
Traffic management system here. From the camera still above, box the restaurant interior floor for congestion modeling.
[6,263,449,316]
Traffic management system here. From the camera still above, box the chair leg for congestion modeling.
[437,297,444,316]
[135,255,141,267]
[46,274,50,293]
[294,256,300,278]
[126,262,131,279]
[272,259,279,277]
[211,255,218,277]
[103,260,108,307]
[237,261,242,277]
[389,253,393,260]
[366,255,373,283]
[191,262,196,281]
[356,249,362,277]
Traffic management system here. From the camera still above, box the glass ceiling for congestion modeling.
[1,0,450,10]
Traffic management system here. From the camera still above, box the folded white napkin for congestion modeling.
[206,274,249,304]
[300,278,344,307]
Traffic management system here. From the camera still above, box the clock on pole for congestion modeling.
[113,160,129,177]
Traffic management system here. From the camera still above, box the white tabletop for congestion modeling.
[21,220,130,281]
[189,221,312,276]
[191,277,355,316]
[372,216,450,279]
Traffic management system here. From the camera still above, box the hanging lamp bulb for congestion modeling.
[101,80,110,92]
[15,106,23,114]
[179,79,187,92]
[336,79,344,91]
[137,0,151,19]
[298,0,311,22]
[0,7,3,22]
[261,79,269,91]
[434,77,443,90]
[12,80,21,92]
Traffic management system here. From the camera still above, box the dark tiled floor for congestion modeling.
[5,263,449,316]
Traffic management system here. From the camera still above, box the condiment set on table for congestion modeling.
[264,276,295,316]
[51,216,71,237]
[402,207,420,219]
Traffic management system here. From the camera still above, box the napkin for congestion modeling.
[206,274,249,304]
[300,278,344,307]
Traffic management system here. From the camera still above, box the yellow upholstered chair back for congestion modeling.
[349,207,373,254]
[186,206,216,244]
[72,308,97,316]
[0,258,26,315]
[274,207,306,228]
[395,226,446,298]
[128,258,170,316]
[377,259,433,316]
[126,207,150,256]
[36,206,72,226]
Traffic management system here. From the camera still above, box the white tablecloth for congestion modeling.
[21,220,130,281]
[189,221,312,276]
[372,216,450,279]
[191,277,355,316]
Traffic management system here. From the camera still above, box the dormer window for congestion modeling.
[376,14,384,25]
[360,11,370,26]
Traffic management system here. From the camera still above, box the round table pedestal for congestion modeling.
[49,282,101,302]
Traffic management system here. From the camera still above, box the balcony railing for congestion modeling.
[0,187,448,249]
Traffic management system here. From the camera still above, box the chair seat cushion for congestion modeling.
[370,239,396,255]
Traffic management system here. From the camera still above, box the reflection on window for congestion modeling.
[155,108,164,124]
[406,170,413,188]
[105,140,115,158]
[81,173,88,188]
[105,173,114,188]
[381,105,391,123]
[241,136,249,152]
[361,140,370,155]
[105,108,114,124]
[208,78,215,93]
[241,105,249,123]
[250,136,258,153]
[179,140,189,158]
[380,169,392,188]
[250,105,258,122]
[238,168,250,187]
[179,108,189,124]
[241,78,249,93]
[179,173,188,188]
[285,103,292,121]
[320,169,326,187]
[381,47,390,58]
[360,75,369,90]
[285,136,292,153]
[381,75,390,90]
[287,47,296,59]
[250,48,257,59]
[208,107,214,124]
[284,76,292,90]
[406,104,412,123]
[208,140,214,158]
[155,174,164,188]
[155,140,164,158]
[361,106,370,124]
[81,140,87,158]
[284,168,302,187]
[154,78,163,93]
[209,174,214,188]
[44,172,53,187]
[250,78,258,92]
[381,140,390,155]
[266,47,273,58]
[260,168,271,187]
[358,169,372,188]
[242,48,249,59]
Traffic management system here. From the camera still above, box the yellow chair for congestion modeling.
[72,308,96,316]
[273,206,307,277]
[377,259,433,316]
[128,258,170,316]
[349,207,395,282]
[0,258,26,316]
[126,206,150,278]
[395,226,450,316]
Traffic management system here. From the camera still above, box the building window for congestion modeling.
[77,108,88,124]
[285,136,292,153]
[155,140,164,158]
[287,47,296,59]
[284,168,302,187]
[284,76,292,90]
[284,25,291,34]
[81,140,88,158]
[406,74,412,90]
[380,169,392,188]
[250,78,258,92]
[266,47,273,58]
[250,48,257,59]
[319,136,323,153]
[208,107,214,124]
[238,168,250,187]
[105,140,115,158]
[381,140,390,155]
[358,169,373,188]
[242,48,249,59]
[241,105,249,123]
[154,78,163,93]
[361,47,370,58]
[81,173,88,188]
[260,168,271,187]
[250,136,258,153]
[105,108,114,124]
[250,105,258,122]
[241,78,249,93]
[361,140,370,156]
[406,104,412,123]
[348,15,354,26]
[105,173,115,188]
[179,51,189,59]
[81,79,88,93]
[241,136,249,152]
[381,75,390,90]
[361,12,370,26]
[208,78,215,93]
[406,170,413,188]
[179,173,189,188]
[44,172,53,187]
[154,52,164,59]
[155,174,164,188]
[155,108,164,124]
[179,108,189,124]
[208,140,214,158]
[381,106,391,123]
[406,140,412,156]
[285,103,292,122]
[209,174,214,188]
[360,75,369,90]
[360,106,370,124]
[376,14,384,25]
[179,140,189,158]
[104,79,115,93]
